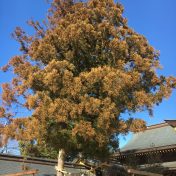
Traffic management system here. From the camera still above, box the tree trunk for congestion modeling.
[56,149,65,176]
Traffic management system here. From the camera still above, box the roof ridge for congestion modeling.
[147,122,168,130]
[0,153,86,168]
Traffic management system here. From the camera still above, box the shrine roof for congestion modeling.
[121,120,176,152]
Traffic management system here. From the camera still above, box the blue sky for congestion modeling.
[0,0,49,82]
[118,0,176,124]
[0,0,176,150]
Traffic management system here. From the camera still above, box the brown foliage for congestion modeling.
[0,134,8,148]
[0,0,175,159]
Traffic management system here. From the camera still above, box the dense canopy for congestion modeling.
[0,0,175,160]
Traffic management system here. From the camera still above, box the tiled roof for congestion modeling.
[121,122,176,152]
[0,160,55,176]
[0,154,87,176]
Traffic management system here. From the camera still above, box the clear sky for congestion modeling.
[0,0,176,150]
[118,0,176,124]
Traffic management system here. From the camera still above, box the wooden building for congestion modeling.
[113,120,176,175]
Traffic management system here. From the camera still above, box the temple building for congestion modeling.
[114,120,176,175]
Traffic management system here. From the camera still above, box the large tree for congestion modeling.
[0,0,175,175]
